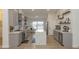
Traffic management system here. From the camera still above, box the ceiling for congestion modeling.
[22,9,58,18]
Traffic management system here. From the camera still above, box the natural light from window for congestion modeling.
[32,21,44,32]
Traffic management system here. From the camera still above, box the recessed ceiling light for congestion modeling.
[32,9,35,11]
[46,9,50,11]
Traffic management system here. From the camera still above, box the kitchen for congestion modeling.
[2,9,79,49]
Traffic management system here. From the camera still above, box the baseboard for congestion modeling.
[72,45,79,48]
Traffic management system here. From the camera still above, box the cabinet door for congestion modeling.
[9,34,19,48]
[63,33,72,48]
[18,33,22,44]
[60,33,63,45]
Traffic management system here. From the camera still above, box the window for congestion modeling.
[32,21,44,32]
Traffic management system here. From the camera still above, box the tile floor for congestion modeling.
[17,33,64,49]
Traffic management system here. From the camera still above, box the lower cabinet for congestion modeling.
[53,30,72,48]
[9,31,22,48]
[33,31,47,45]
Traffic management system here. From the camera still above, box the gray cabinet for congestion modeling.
[9,31,22,48]
[53,30,72,48]
[63,32,72,48]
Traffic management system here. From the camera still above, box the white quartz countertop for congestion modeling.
[10,27,31,34]
[54,30,72,33]
[10,31,23,34]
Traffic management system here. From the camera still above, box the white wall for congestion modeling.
[57,10,72,32]
[71,10,79,48]
[47,13,57,35]
[2,9,9,48]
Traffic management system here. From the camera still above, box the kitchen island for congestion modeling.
[33,31,47,45]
